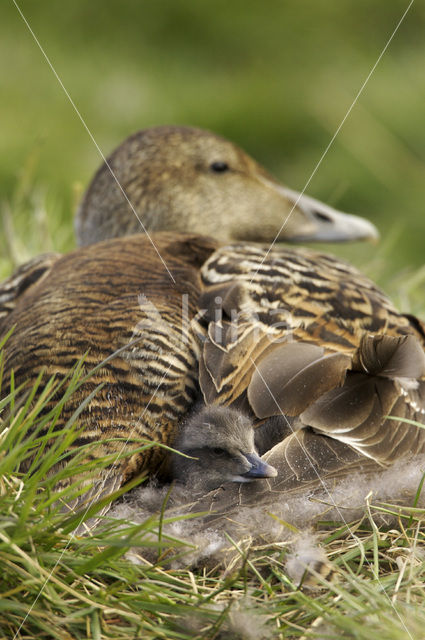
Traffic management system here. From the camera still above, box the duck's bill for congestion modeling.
[279,186,380,243]
[235,452,278,481]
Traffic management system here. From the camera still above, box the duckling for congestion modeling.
[107,405,332,576]
[171,405,277,494]
[178,426,425,559]
[75,125,378,247]
[111,404,423,577]
[109,405,334,580]
[79,404,277,534]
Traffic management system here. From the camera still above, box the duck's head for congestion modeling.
[75,125,378,247]
[172,405,277,491]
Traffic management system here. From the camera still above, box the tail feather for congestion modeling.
[358,333,425,379]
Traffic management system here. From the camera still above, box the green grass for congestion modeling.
[1,355,425,639]
[2,3,425,632]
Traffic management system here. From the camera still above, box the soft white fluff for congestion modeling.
[106,455,425,569]
[284,533,329,587]
[175,598,273,640]
[224,602,272,640]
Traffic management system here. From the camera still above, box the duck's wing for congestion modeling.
[200,244,423,350]
[0,253,61,324]
[198,244,425,463]
[248,333,425,463]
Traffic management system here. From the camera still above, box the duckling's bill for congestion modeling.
[235,452,278,482]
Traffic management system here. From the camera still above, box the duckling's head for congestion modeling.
[172,405,277,492]
[75,125,378,246]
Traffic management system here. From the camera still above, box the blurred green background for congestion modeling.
[1,0,424,309]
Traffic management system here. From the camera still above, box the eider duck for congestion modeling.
[0,126,423,515]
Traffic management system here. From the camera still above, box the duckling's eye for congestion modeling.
[210,161,229,173]
[212,447,227,456]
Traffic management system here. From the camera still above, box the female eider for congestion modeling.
[0,126,423,516]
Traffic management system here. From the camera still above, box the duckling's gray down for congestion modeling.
[75,125,378,246]
[171,405,277,494]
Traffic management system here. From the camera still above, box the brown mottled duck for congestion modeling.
[0,125,423,518]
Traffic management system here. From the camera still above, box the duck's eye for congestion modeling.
[210,161,229,173]
[212,447,227,456]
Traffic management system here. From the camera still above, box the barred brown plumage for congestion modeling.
[0,233,219,506]
[199,244,425,466]
[1,232,424,517]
